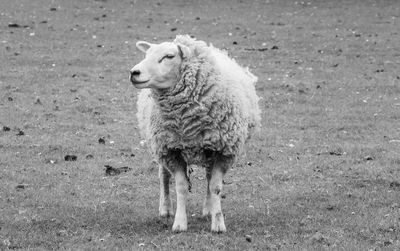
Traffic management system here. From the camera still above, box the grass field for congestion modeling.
[1,0,400,250]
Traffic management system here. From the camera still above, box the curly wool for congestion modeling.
[137,36,261,172]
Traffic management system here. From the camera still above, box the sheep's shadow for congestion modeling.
[100,209,290,236]
[109,214,212,236]
[31,201,298,238]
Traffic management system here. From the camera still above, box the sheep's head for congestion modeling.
[130,41,190,89]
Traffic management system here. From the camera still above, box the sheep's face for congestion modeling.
[130,41,190,89]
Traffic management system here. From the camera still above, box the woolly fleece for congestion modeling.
[136,35,261,173]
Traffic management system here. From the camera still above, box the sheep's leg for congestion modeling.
[159,165,173,217]
[172,167,188,232]
[202,168,212,216]
[209,165,226,233]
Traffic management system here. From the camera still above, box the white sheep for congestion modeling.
[130,35,261,232]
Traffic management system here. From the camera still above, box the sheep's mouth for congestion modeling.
[130,79,149,86]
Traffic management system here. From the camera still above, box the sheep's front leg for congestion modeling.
[209,165,226,233]
[172,167,189,232]
[202,168,212,216]
[159,165,173,217]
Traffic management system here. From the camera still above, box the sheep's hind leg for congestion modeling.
[159,165,173,217]
[202,168,212,216]
[172,166,189,232]
[209,164,226,233]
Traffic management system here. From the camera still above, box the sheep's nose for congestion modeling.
[130,69,141,76]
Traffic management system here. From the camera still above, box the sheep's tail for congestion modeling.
[244,67,258,85]
[244,67,262,135]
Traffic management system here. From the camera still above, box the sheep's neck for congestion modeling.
[152,59,204,113]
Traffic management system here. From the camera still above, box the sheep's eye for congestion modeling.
[159,54,175,63]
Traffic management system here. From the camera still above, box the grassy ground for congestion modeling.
[1,0,400,250]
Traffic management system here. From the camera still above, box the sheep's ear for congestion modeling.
[136,41,152,53]
[177,44,191,59]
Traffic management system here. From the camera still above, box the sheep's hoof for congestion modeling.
[211,223,226,233]
[212,227,226,233]
[211,212,226,233]
[172,223,187,232]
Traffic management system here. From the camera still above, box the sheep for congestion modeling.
[129,35,261,232]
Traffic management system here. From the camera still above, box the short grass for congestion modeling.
[1,0,400,250]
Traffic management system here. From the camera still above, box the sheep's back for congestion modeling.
[207,48,261,132]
